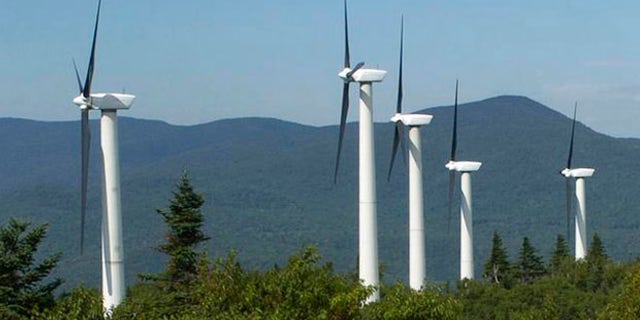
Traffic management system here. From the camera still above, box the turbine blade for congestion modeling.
[450,80,459,161]
[399,126,407,167]
[82,0,101,98]
[447,170,456,233]
[567,102,577,169]
[565,178,572,241]
[387,17,405,181]
[343,0,350,68]
[72,59,84,93]
[80,109,91,254]
[334,82,350,183]
[396,16,404,114]
[387,123,402,181]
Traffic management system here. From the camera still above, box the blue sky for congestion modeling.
[2,0,640,137]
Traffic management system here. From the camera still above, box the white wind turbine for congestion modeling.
[386,17,433,291]
[334,0,386,303]
[560,103,595,260]
[445,81,481,280]
[72,0,135,312]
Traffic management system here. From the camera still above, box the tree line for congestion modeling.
[1,174,639,319]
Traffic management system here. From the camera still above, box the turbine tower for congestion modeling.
[334,0,386,303]
[72,0,135,312]
[387,17,433,291]
[445,81,481,280]
[560,103,595,260]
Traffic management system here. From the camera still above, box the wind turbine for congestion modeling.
[445,81,481,280]
[387,17,433,291]
[334,0,386,303]
[72,0,135,312]
[560,103,595,261]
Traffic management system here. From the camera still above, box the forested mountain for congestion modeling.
[1,95,638,288]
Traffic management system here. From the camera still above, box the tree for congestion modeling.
[549,234,571,274]
[483,230,510,285]
[588,233,608,262]
[120,246,370,319]
[517,237,546,284]
[0,218,61,319]
[151,173,210,289]
[586,233,610,291]
[32,286,103,320]
[600,262,640,319]
[362,283,462,320]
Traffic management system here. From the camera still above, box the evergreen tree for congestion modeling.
[586,232,609,291]
[517,237,546,283]
[549,234,571,273]
[153,173,210,289]
[587,233,608,262]
[0,218,61,319]
[483,230,510,284]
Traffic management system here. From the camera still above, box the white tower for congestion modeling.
[74,94,134,312]
[390,114,433,290]
[339,68,386,302]
[562,168,595,260]
[446,161,482,280]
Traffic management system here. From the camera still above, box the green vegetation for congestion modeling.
[0,175,634,319]
[0,218,62,319]
[483,230,510,285]
[459,232,631,320]
[21,229,640,319]
[2,215,640,318]
[142,172,209,289]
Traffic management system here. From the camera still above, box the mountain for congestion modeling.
[1,95,639,289]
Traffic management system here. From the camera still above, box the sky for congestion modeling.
[2,0,640,137]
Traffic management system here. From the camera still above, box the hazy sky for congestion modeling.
[2,0,640,137]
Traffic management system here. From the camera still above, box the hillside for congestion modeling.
[0,95,639,288]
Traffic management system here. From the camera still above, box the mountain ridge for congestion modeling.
[1,95,638,289]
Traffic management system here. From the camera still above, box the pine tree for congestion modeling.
[483,231,510,284]
[517,237,546,284]
[0,218,61,318]
[586,232,609,291]
[587,233,608,262]
[549,234,571,273]
[154,173,210,289]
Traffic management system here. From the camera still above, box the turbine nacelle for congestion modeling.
[73,93,136,110]
[446,160,482,172]
[561,167,595,178]
[390,113,433,127]
[338,67,387,83]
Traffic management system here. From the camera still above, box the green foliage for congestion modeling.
[483,230,511,286]
[580,233,621,293]
[189,246,368,319]
[116,246,369,319]
[588,233,608,262]
[32,286,103,320]
[457,276,608,320]
[146,173,210,289]
[516,237,546,284]
[599,261,640,319]
[0,218,61,319]
[549,234,571,274]
[361,283,462,320]
[111,282,182,319]
[457,232,635,319]
[21,229,640,319]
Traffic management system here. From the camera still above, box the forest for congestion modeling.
[2,174,640,320]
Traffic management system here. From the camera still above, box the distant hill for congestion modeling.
[1,95,639,289]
